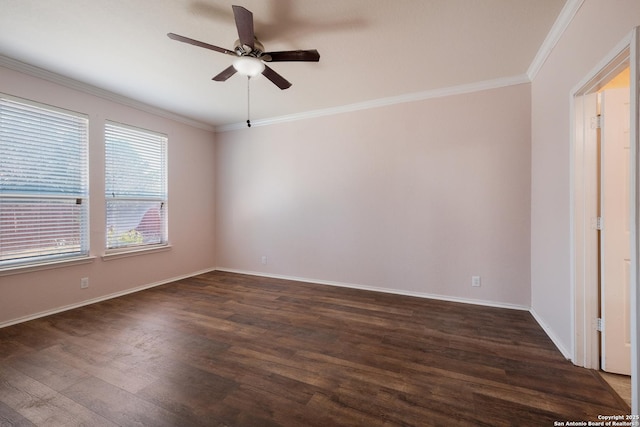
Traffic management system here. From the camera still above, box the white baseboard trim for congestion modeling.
[219,268,578,359]
[215,267,530,312]
[529,307,572,360]
[0,267,217,329]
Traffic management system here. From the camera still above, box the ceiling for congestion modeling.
[0,0,566,129]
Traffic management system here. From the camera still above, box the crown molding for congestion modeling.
[0,55,215,132]
[216,73,531,132]
[527,0,584,81]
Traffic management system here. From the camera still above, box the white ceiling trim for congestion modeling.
[0,55,215,132]
[0,53,529,135]
[216,74,531,133]
[527,0,585,81]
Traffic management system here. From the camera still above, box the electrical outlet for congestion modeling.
[80,277,89,289]
[471,276,481,287]
[261,255,268,265]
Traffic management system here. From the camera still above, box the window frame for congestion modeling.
[0,94,90,271]
[104,121,168,255]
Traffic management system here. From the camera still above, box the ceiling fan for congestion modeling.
[168,5,320,90]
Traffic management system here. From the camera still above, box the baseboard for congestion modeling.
[529,307,572,360]
[3,266,572,364]
[218,268,579,359]
[215,267,530,312]
[0,267,217,329]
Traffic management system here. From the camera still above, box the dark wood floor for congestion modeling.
[0,271,630,426]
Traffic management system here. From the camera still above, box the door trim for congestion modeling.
[570,27,640,414]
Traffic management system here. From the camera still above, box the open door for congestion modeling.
[571,26,640,415]
[601,86,632,375]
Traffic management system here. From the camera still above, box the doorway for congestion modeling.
[597,72,632,406]
[571,28,640,414]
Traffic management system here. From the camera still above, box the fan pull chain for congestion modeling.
[246,76,251,128]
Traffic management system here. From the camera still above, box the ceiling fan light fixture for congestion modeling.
[233,56,265,77]
[168,5,317,89]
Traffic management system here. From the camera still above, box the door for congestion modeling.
[601,86,632,375]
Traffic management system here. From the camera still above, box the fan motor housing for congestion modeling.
[234,38,265,57]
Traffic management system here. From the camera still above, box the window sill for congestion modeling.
[0,256,96,277]
[102,244,172,261]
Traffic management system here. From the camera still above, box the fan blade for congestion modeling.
[212,65,237,82]
[167,33,235,56]
[262,65,291,90]
[232,5,255,50]
[264,50,320,62]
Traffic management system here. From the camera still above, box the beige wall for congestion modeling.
[216,83,532,307]
[531,0,640,353]
[0,65,217,325]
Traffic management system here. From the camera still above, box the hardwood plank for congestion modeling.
[41,342,157,394]
[6,351,91,391]
[0,322,66,353]
[136,359,237,421]
[61,376,196,427]
[223,383,329,427]
[0,400,36,427]
[0,366,115,426]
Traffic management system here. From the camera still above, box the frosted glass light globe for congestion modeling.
[233,57,265,77]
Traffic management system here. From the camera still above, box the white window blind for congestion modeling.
[0,95,89,268]
[105,122,167,251]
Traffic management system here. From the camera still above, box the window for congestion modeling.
[105,122,167,251]
[0,95,89,269]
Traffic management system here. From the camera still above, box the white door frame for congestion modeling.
[571,27,640,414]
